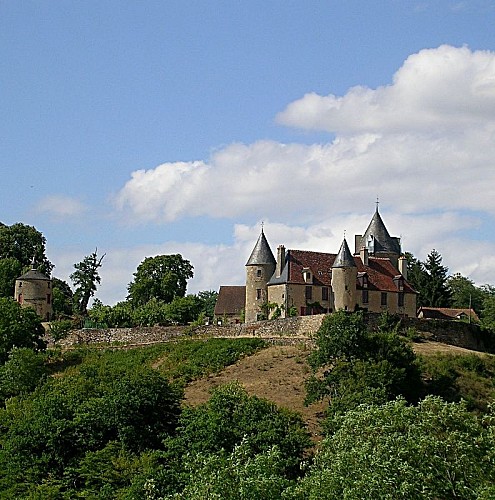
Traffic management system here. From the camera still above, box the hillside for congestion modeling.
[184,339,493,439]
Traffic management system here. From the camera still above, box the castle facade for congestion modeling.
[243,207,417,323]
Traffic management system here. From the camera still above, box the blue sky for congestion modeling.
[2,1,495,304]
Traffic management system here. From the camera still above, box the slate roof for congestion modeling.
[246,231,276,266]
[268,249,415,293]
[214,286,246,316]
[333,239,356,268]
[357,208,401,255]
[17,269,51,281]
[418,307,479,322]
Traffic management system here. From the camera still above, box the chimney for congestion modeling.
[398,255,408,279]
[276,245,285,277]
[360,246,369,266]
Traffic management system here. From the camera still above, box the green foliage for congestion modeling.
[0,222,53,276]
[0,348,47,401]
[165,382,310,481]
[481,292,495,332]
[165,295,203,325]
[0,257,22,298]
[448,273,485,314]
[291,397,495,499]
[127,254,194,306]
[70,249,105,315]
[196,290,218,319]
[306,311,421,422]
[48,319,74,341]
[167,441,294,500]
[419,353,495,412]
[0,364,182,496]
[51,277,73,319]
[0,298,46,364]
[406,250,452,308]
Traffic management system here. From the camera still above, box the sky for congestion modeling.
[2,0,495,305]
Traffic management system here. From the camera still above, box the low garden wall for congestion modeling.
[52,313,493,354]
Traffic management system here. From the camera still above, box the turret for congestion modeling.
[355,205,401,268]
[331,238,357,312]
[245,229,276,323]
[14,264,53,321]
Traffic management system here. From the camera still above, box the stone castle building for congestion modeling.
[14,265,53,321]
[215,207,417,323]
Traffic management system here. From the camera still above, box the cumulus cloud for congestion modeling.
[115,46,495,226]
[276,45,495,134]
[35,195,87,218]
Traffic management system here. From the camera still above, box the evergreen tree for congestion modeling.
[423,249,452,307]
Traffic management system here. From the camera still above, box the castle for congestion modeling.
[215,206,417,323]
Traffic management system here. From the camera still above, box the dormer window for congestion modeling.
[393,275,404,291]
[357,272,368,288]
[302,268,312,284]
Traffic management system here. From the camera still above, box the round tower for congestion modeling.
[331,238,357,312]
[245,229,276,323]
[14,266,53,321]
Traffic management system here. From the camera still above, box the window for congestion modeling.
[381,292,387,306]
[256,289,262,300]
[362,289,369,304]
[257,269,262,278]
[398,292,404,307]
[305,286,312,300]
[322,287,329,301]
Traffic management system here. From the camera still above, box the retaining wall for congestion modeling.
[52,313,493,354]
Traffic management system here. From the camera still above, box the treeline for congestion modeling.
[0,222,218,332]
[406,249,495,328]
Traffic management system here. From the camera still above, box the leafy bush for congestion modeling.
[289,397,495,499]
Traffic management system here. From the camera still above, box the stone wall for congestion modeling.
[53,325,186,348]
[53,312,494,354]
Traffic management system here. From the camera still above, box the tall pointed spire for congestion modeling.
[333,238,356,268]
[246,229,276,266]
[358,205,401,255]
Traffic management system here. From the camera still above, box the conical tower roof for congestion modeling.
[359,207,401,255]
[246,230,276,266]
[333,238,356,268]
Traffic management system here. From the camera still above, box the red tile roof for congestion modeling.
[284,250,415,293]
[418,307,479,322]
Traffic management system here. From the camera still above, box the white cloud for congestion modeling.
[276,45,495,134]
[35,195,87,218]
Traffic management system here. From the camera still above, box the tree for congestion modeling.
[447,273,484,315]
[70,250,105,315]
[127,254,194,306]
[51,277,74,318]
[0,347,47,400]
[0,298,46,363]
[406,250,452,307]
[165,382,310,477]
[306,311,421,421]
[197,290,218,319]
[422,249,452,307]
[290,397,495,499]
[0,257,22,298]
[0,222,53,275]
